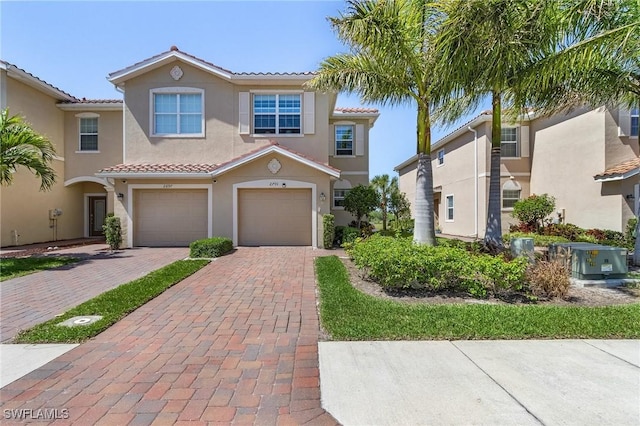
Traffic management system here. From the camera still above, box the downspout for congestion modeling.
[468,127,478,238]
[115,85,125,163]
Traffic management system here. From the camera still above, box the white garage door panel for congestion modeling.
[135,189,208,247]
[239,189,311,246]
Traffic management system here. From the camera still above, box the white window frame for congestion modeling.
[437,149,445,166]
[335,124,354,156]
[502,189,521,209]
[445,194,454,222]
[252,91,302,136]
[500,127,519,158]
[333,188,350,209]
[632,107,639,138]
[149,87,205,138]
[76,112,100,153]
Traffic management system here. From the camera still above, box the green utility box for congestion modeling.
[570,246,628,279]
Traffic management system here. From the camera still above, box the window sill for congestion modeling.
[334,155,355,158]
[445,219,454,223]
[501,208,515,212]
[332,206,345,210]
[76,150,100,154]
[501,157,522,160]
[251,134,303,138]
[436,163,445,167]
[151,134,205,138]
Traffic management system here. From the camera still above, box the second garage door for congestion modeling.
[238,189,311,246]
[134,189,208,246]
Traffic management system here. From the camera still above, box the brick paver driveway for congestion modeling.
[0,247,338,425]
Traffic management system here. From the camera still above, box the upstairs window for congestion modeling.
[501,127,519,157]
[151,88,203,136]
[79,117,98,151]
[632,107,639,137]
[437,149,445,166]
[335,125,354,156]
[254,94,301,134]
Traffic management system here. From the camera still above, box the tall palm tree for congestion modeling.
[307,0,443,246]
[434,0,565,250]
[371,174,397,231]
[0,108,57,191]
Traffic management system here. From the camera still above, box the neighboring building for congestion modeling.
[395,107,639,237]
[1,48,379,248]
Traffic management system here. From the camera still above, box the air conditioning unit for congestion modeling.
[570,246,628,279]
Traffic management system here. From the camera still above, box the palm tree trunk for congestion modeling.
[484,91,504,250]
[413,104,437,245]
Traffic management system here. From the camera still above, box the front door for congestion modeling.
[89,196,107,237]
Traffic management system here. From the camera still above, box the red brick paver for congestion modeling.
[0,245,189,342]
[0,247,339,425]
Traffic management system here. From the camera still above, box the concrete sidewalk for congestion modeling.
[319,339,640,425]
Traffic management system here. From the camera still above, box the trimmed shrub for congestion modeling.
[103,214,122,251]
[526,260,570,298]
[504,232,569,247]
[341,227,361,246]
[189,237,233,258]
[322,214,335,249]
[512,194,555,230]
[542,223,583,240]
[346,234,528,298]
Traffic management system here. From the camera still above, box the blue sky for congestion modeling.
[1,0,477,178]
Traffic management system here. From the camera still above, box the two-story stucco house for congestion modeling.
[1,48,379,248]
[395,106,639,237]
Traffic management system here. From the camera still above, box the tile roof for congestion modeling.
[99,163,217,174]
[594,157,640,180]
[109,46,314,80]
[97,143,340,177]
[1,60,78,101]
[334,107,380,114]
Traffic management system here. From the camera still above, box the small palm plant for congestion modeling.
[0,108,57,191]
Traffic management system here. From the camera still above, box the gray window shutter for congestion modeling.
[520,126,530,157]
[303,92,315,134]
[239,92,250,134]
[618,108,631,137]
[355,124,365,156]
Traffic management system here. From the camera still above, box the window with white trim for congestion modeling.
[79,117,98,151]
[502,180,522,209]
[151,88,204,136]
[334,189,350,208]
[445,195,454,221]
[253,94,301,134]
[500,127,519,157]
[335,125,354,156]
[632,107,639,137]
[437,149,445,166]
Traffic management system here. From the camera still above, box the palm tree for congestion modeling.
[0,108,56,191]
[371,174,396,231]
[307,0,443,246]
[434,0,561,251]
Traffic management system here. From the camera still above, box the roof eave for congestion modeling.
[95,172,213,179]
[594,168,640,182]
[393,154,419,172]
[57,102,123,111]
[5,63,76,102]
[332,111,380,126]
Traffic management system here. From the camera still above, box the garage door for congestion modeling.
[134,189,208,246]
[239,189,311,246]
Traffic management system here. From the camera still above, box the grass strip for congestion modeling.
[13,259,209,343]
[1,256,80,281]
[316,256,640,340]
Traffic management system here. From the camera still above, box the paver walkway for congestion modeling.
[0,247,338,425]
[1,245,188,342]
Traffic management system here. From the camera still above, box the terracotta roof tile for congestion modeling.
[594,157,640,180]
[1,60,78,101]
[334,107,379,114]
[99,163,217,174]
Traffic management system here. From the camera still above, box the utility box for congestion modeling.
[511,238,535,261]
[571,246,628,279]
[547,242,601,260]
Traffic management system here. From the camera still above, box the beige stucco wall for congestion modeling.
[113,153,332,248]
[330,174,369,227]
[64,110,123,180]
[607,108,639,168]
[122,60,331,166]
[1,76,86,246]
[397,161,417,219]
[530,108,623,231]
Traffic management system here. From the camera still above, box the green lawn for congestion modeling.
[1,256,80,281]
[13,259,209,343]
[316,256,640,340]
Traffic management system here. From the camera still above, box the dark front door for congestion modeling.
[89,196,107,237]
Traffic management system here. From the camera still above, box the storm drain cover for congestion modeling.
[58,316,103,327]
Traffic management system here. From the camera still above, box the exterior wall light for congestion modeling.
[320,192,326,202]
